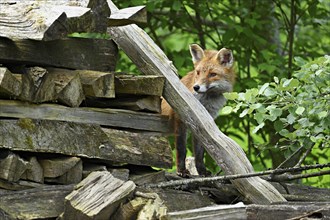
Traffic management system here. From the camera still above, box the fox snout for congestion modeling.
[193,84,200,92]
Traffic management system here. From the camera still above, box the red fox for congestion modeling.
[161,44,235,177]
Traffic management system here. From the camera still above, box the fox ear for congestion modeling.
[190,44,205,63]
[216,48,233,68]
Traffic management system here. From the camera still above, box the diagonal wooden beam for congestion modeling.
[107,0,286,204]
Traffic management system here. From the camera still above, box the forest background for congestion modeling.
[113,0,330,188]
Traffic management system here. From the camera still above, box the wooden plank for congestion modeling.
[0,119,172,168]
[0,0,110,40]
[109,6,147,26]
[20,157,44,183]
[0,184,74,219]
[0,151,28,182]
[246,202,330,220]
[19,67,57,103]
[78,70,115,98]
[62,171,136,219]
[0,100,171,132]
[107,0,286,204]
[167,203,247,220]
[0,37,118,72]
[85,95,161,113]
[115,74,165,96]
[0,67,21,98]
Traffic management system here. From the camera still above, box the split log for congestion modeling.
[62,171,136,220]
[112,196,149,220]
[0,119,172,168]
[0,67,21,98]
[0,184,74,219]
[48,68,85,107]
[167,203,246,220]
[107,0,286,204]
[78,70,115,98]
[19,67,57,103]
[0,100,171,132]
[109,6,147,26]
[246,202,330,220]
[39,157,82,184]
[115,74,165,96]
[0,37,118,71]
[20,157,44,183]
[85,95,161,113]
[0,151,28,182]
[136,193,167,220]
[0,0,110,41]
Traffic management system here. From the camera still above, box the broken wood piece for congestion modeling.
[62,171,136,219]
[109,6,147,26]
[107,0,286,204]
[85,95,161,113]
[0,184,74,219]
[39,157,82,184]
[112,196,149,220]
[0,37,118,71]
[47,68,85,107]
[0,0,110,40]
[0,119,172,168]
[78,70,115,98]
[115,74,165,96]
[136,192,167,220]
[0,67,21,99]
[0,99,171,132]
[0,151,28,182]
[19,67,57,103]
[20,156,44,183]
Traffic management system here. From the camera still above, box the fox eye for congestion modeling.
[209,72,217,77]
[196,70,200,75]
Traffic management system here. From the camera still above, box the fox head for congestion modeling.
[189,44,235,94]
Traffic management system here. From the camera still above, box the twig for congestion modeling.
[275,145,305,169]
[294,145,313,168]
[145,163,330,188]
[287,207,329,220]
[272,170,330,182]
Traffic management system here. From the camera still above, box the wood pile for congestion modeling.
[1,1,329,220]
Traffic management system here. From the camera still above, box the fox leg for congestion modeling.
[193,136,210,176]
[175,120,189,177]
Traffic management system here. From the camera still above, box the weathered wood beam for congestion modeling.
[115,74,165,96]
[20,156,44,183]
[0,100,171,132]
[0,37,118,71]
[0,0,110,40]
[107,0,286,204]
[0,67,21,98]
[0,184,74,219]
[0,119,172,168]
[78,70,115,98]
[62,171,136,219]
[0,151,28,182]
[109,6,147,26]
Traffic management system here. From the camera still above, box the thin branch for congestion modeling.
[272,169,330,182]
[275,145,305,169]
[294,145,314,168]
[145,163,330,188]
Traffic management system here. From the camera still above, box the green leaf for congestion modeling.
[252,122,265,134]
[287,114,296,124]
[318,111,328,119]
[295,106,305,115]
[259,83,269,95]
[239,109,249,118]
[274,120,284,132]
[264,87,277,97]
[224,92,238,100]
[221,106,233,115]
[254,112,265,124]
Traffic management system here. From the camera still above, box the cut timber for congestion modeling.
[48,68,85,107]
[78,70,115,98]
[21,157,44,183]
[19,67,56,103]
[112,197,149,220]
[0,0,110,40]
[115,74,165,96]
[0,37,118,71]
[107,0,286,204]
[246,202,330,220]
[0,184,74,219]
[0,100,171,132]
[62,171,136,220]
[40,157,82,184]
[136,193,167,220]
[0,151,28,182]
[85,95,161,113]
[0,67,21,98]
[167,203,247,220]
[0,119,172,168]
[109,6,147,26]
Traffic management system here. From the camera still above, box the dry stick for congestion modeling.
[146,163,330,188]
[294,145,314,168]
[272,169,330,182]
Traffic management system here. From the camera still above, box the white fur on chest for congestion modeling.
[194,93,227,119]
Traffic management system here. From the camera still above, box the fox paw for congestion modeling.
[177,169,191,178]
